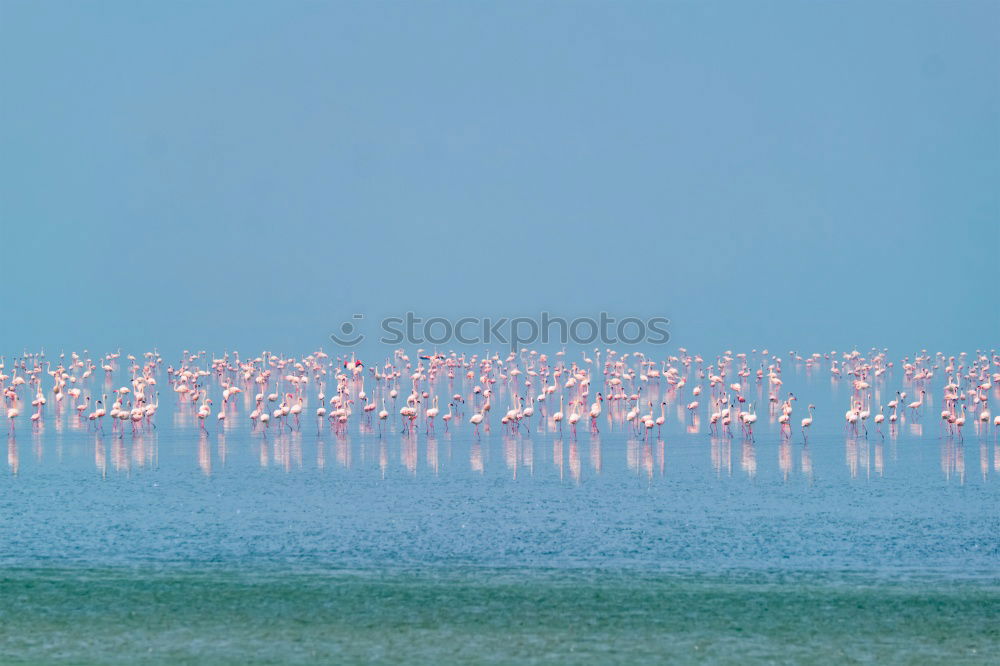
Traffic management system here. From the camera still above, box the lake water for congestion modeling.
[1,352,997,663]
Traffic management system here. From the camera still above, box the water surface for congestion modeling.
[1,355,996,663]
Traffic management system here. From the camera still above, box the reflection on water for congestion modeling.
[655,438,664,477]
[801,444,812,480]
[741,439,756,478]
[95,436,105,478]
[470,441,483,474]
[112,438,128,473]
[779,438,791,480]
[426,436,438,475]
[589,435,601,474]
[846,437,867,480]
[504,435,517,478]
[1,350,996,583]
[198,434,211,477]
[11,411,995,487]
[337,437,350,469]
[711,436,731,477]
[568,439,580,484]
[8,436,17,476]
[402,435,416,475]
[941,439,966,485]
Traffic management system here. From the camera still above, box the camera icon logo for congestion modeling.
[330,314,365,347]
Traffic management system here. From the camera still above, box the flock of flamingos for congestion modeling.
[3,347,1000,443]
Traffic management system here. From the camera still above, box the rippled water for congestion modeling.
[1,356,997,663]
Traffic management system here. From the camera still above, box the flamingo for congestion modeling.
[197,398,212,431]
[845,397,859,434]
[425,396,440,432]
[743,402,757,438]
[977,406,990,430]
[470,405,486,436]
[552,395,565,432]
[710,400,722,433]
[568,400,581,437]
[859,394,871,434]
[589,393,603,432]
[721,403,733,437]
[442,402,454,431]
[801,404,815,436]
[522,396,535,423]
[290,395,303,430]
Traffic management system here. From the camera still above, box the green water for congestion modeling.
[0,568,996,664]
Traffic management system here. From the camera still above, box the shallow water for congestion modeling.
[1,355,997,663]
[1,568,996,664]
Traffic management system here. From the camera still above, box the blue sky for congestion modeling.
[2,1,997,359]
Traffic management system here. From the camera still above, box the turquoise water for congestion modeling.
[1,356,997,663]
[1,568,996,664]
